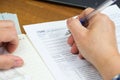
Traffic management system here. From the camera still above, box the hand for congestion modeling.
[0,20,23,69]
[67,8,120,80]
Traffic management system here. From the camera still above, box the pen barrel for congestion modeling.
[96,0,117,12]
[79,0,117,27]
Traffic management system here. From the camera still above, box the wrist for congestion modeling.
[94,53,120,80]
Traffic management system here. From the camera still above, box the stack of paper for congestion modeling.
[24,5,120,80]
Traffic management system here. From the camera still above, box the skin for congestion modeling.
[0,20,23,70]
[67,8,120,80]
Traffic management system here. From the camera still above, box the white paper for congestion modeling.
[0,69,30,80]
[0,34,54,80]
[14,34,54,80]
[24,22,102,80]
[24,5,120,80]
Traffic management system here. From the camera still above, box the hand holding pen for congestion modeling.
[80,0,117,26]
[67,0,120,79]
[66,0,117,35]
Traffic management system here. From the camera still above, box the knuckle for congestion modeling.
[0,20,16,30]
[101,14,109,20]
[67,18,77,27]
[6,20,16,30]
[92,13,111,23]
[109,20,115,30]
[84,8,94,15]
[3,20,15,27]
[0,20,15,30]
[93,13,115,30]
[6,20,15,26]
[99,14,115,28]
[96,13,110,21]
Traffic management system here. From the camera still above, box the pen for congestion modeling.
[66,0,117,35]
[80,0,117,27]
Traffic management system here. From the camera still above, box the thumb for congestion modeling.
[0,54,24,69]
[67,17,88,41]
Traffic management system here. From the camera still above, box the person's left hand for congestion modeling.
[0,20,18,52]
[0,20,23,69]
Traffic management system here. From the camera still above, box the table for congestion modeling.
[0,0,83,33]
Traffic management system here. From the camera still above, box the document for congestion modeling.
[24,4,120,80]
[24,20,101,80]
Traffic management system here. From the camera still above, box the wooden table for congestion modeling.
[0,0,83,33]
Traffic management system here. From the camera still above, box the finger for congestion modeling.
[0,54,24,69]
[5,37,19,53]
[78,8,94,19]
[0,20,15,29]
[0,30,19,53]
[79,54,85,59]
[71,43,79,54]
[0,20,19,52]
[67,17,88,42]
[67,35,74,46]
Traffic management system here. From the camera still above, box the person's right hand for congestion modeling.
[0,20,23,70]
[67,8,120,80]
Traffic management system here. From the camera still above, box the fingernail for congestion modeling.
[14,60,23,67]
